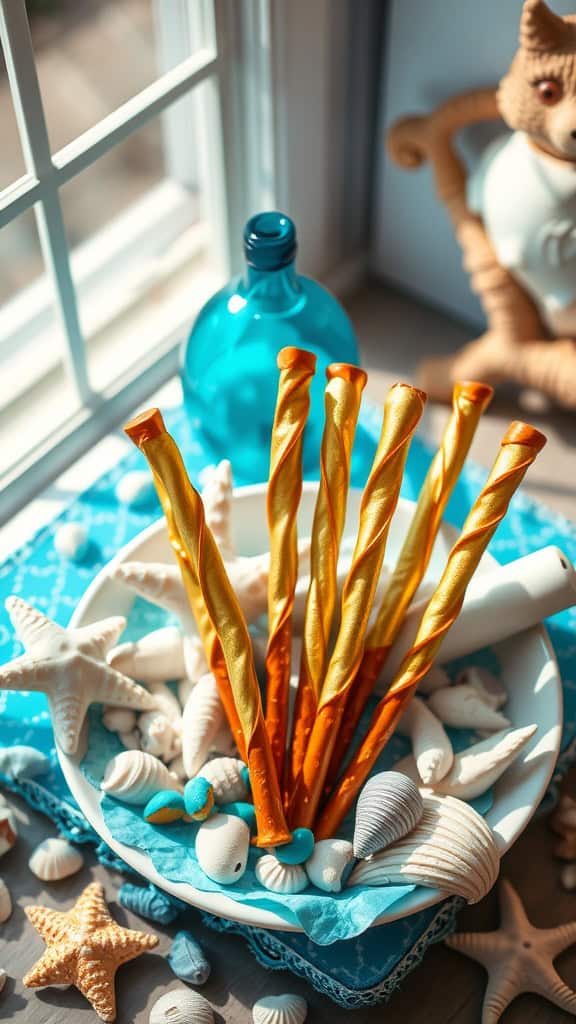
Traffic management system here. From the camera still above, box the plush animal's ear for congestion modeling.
[520,0,573,52]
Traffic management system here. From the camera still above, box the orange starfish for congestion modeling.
[23,881,158,1021]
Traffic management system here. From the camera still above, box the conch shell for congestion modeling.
[101,750,182,805]
[182,674,224,778]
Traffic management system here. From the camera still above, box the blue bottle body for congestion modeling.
[180,213,359,483]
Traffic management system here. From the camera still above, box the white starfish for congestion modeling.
[446,878,576,1022]
[0,597,157,755]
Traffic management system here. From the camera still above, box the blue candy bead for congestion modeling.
[168,930,211,985]
[275,827,315,865]
[219,801,257,833]
[143,790,186,824]
[184,777,215,820]
[118,883,183,925]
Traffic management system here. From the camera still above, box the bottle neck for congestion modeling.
[242,260,301,310]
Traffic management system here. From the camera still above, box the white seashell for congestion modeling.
[28,837,84,881]
[252,993,308,1024]
[417,665,451,695]
[115,470,155,508]
[428,684,511,732]
[455,665,508,709]
[109,626,188,684]
[395,724,538,801]
[0,879,11,923]
[353,770,424,859]
[149,681,183,722]
[255,854,308,894]
[397,698,453,784]
[195,813,250,884]
[101,750,182,805]
[183,635,209,684]
[201,459,235,559]
[305,839,354,893]
[138,711,179,761]
[120,729,141,751]
[102,707,137,734]
[348,793,500,903]
[177,677,194,708]
[168,754,187,781]
[197,757,249,804]
[182,674,225,778]
[149,988,214,1024]
[209,723,237,758]
[54,522,89,561]
[113,564,197,632]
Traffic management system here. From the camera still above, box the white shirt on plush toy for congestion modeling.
[467,130,576,336]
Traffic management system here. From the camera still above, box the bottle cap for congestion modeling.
[244,212,297,270]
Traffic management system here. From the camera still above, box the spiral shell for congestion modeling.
[196,757,250,804]
[353,771,424,859]
[252,993,308,1024]
[149,988,214,1024]
[255,855,308,894]
[195,813,250,884]
[397,698,453,784]
[28,837,84,881]
[168,930,211,985]
[348,793,500,904]
[428,684,511,731]
[0,879,12,923]
[101,750,182,805]
[305,839,354,893]
[118,882,183,925]
[182,675,225,778]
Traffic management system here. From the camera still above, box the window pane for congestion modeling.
[0,209,43,304]
[29,0,213,150]
[0,45,27,190]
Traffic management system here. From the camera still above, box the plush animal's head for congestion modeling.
[498,0,576,160]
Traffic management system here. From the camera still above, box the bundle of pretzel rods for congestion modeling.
[125,347,546,848]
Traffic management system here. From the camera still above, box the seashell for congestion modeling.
[255,854,308,894]
[168,930,211,985]
[196,757,250,804]
[149,989,214,1024]
[220,802,257,834]
[119,882,183,925]
[428,684,511,732]
[417,665,451,695]
[144,790,186,824]
[109,626,188,684]
[183,635,210,684]
[195,813,250,884]
[102,707,137,734]
[115,470,156,508]
[396,698,453,784]
[54,521,89,561]
[0,879,12,923]
[0,968,6,992]
[149,681,182,722]
[274,828,314,866]
[395,724,538,801]
[0,796,17,857]
[0,745,49,781]
[120,729,141,751]
[455,664,507,709]
[252,993,308,1024]
[353,770,424,859]
[168,754,187,781]
[178,677,194,708]
[139,710,179,761]
[184,778,215,821]
[28,837,84,881]
[305,839,354,893]
[201,459,235,559]
[182,675,225,778]
[101,750,182,805]
[210,722,236,757]
[348,793,500,904]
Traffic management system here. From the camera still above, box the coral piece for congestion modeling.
[0,879,12,923]
[118,883,183,925]
[101,750,182,806]
[305,839,355,893]
[428,684,511,731]
[446,878,576,1021]
[53,521,89,561]
[0,597,156,755]
[0,745,49,781]
[252,993,308,1024]
[353,770,424,859]
[397,697,454,784]
[196,757,250,805]
[23,881,158,1022]
[195,813,251,884]
[28,837,84,881]
[182,675,225,778]
[349,794,500,904]
[138,710,180,761]
[255,855,308,895]
[201,459,235,559]
[149,989,214,1024]
[167,930,211,985]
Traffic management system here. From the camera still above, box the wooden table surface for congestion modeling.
[2,283,576,1022]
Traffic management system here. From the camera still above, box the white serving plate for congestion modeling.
[60,483,562,931]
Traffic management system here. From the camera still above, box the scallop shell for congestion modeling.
[54,521,89,561]
[195,813,250,884]
[305,839,354,893]
[455,664,507,709]
[428,684,511,731]
[168,930,211,985]
[348,793,500,903]
[417,665,451,695]
[101,750,182,805]
[182,674,225,778]
[252,993,308,1024]
[28,837,84,881]
[201,459,235,559]
[149,988,214,1024]
[0,879,12,923]
[0,745,49,781]
[353,770,424,859]
[255,855,308,894]
[196,757,250,804]
[102,707,137,734]
[397,698,453,784]
[118,882,183,925]
[139,710,179,761]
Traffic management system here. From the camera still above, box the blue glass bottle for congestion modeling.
[180,212,360,483]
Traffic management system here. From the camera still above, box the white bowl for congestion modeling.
[59,483,562,931]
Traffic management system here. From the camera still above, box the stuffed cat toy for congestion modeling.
[387,0,576,408]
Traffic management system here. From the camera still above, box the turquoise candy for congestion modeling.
[219,801,257,834]
[143,790,186,824]
[275,827,315,865]
[167,929,211,985]
[184,777,215,820]
[240,764,251,792]
[119,883,185,925]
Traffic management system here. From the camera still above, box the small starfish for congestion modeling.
[23,881,158,1021]
[0,597,157,754]
[446,878,576,1022]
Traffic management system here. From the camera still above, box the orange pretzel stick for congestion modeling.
[324,379,493,786]
[286,363,367,800]
[125,409,291,847]
[288,383,426,829]
[265,348,317,779]
[316,421,546,839]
